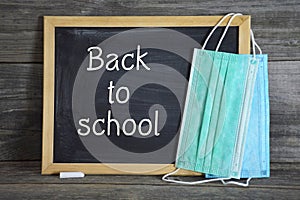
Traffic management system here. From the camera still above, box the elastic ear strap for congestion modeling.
[215,13,242,51]
[251,29,256,58]
[162,169,230,185]
[202,13,263,56]
[201,13,234,50]
[221,178,252,187]
[250,29,262,58]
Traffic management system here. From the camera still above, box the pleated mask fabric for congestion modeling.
[162,13,268,186]
[206,53,270,179]
[176,49,258,179]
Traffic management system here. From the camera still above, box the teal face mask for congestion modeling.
[176,50,257,179]
[206,53,270,180]
[175,13,258,179]
[162,13,267,185]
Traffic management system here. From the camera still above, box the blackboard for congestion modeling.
[42,16,250,175]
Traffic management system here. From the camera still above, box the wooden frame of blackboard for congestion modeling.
[42,16,250,175]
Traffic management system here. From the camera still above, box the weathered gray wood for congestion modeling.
[0,183,299,200]
[0,161,298,199]
[0,63,42,161]
[268,61,300,162]
[0,64,42,131]
[0,130,41,161]
[0,0,299,62]
[0,61,299,161]
[0,161,299,189]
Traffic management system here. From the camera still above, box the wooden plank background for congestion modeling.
[0,0,299,199]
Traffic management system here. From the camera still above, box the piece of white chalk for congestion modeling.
[59,172,85,179]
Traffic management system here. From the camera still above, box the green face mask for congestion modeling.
[175,13,259,179]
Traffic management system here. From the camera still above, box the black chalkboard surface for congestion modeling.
[43,16,250,175]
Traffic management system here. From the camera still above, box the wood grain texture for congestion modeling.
[0,161,299,199]
[0,130,41,161]
[0,161,298,188]
[42,16,55,173]
[0,64,42,131]
[0,184,299,200]
[268,61,300,162]
[0,0,299,62]
[0,61,299,162]
[1,184,299,200]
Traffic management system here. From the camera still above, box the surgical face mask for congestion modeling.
[242,54,270,179]
[206,53,270,180]
[176,13,258,179]
[162,13,268,185]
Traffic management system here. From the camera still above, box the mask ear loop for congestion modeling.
[202,13,242,51]
[215,13,242,51]
[251,29,256,59]
[250,29,262,57]
[221,178,252,187]
[162,169,230,185]
[201,13,234,50]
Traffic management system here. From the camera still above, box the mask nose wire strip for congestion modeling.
[162,169,230,185]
